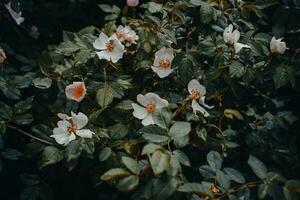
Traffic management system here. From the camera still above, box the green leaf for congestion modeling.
[121,157,140,175]
[168,121,191,138]
[199,2,216,24]
[98,147,112,161]
[178,58,196,84]
[199,165,215,179]
[13,114,34,125]
[40,146,63,168]
[273,66,292,89]
[33,77,52,89]
[247,155,267,179]
[173,150,191,166]
[96,84,114,109]
[224,167,245,184]
[80,139,95,154]
[196,126,207,142]
[229,61,246,78]
[1,148,22,160]
[101,168,130,181]
[151,177,178,199]
[141,143,163,155]
[153,107,172,129]
[0,102,13,120]
[20,186,40,200]
[20,174,40,186]
[178,183,213,197]
[65,140,82,163]
[14,97,34,114]
[116,175,139,192]
[142,133,169,143]
[150,151,170,175]
[56,41,79,55]
[207,150,223,171]
[216,170,231,190]
[258,184,269,199]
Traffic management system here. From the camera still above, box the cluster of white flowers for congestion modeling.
[53,21,289,143]
[51,112,94,145]
[93,25,139,63]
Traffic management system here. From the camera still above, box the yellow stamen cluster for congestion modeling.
[159,59,171,69]
[191,90,201,100]
[106,41,115,52]
[146,103,156,113]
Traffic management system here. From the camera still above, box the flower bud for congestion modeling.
[127,0,139,7]
[270,37,288,54]
[0,48,7,64]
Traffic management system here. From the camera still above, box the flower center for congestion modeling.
[191,90,201,100]
[146,103,156,113]
[106,41,115,52]
[73,84,85,99]
[116,31,125,39]
[159,59,171,69]
[67,124,77,133]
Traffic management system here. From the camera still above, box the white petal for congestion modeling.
[53,127,68,135]
[137,94,148,106]
[76,129,94,138]
[162,48,174,61]
[142,114,155,126]
[93,32,109,50]
[71,112,88,129]
[234,42,251,53]
[57,113,71,120]
[96,51,112,61]
[57,120,71,129]
[144,93,168,107]
[156,68,174,78]
[50,132,76,146]
[199,97,214,109]
[132,103,148,119]
[188,79,206,95]
[232,30,240,44]
[191,100,210,117]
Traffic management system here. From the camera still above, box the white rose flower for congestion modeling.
[223,24,251,53]
[5,2,24,25]
[132,93,169,126]
[151,47,174,78]
[270,37,288,54]
[93,32,125,63]
[188,79,214,117]
[115,25,139,46]
[65,81,86,102]
[50,112,94,145]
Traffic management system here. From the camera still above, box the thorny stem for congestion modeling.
[7,124,55,146]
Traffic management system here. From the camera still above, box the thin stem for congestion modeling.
[172,97,190,119]
[216,181,261,199]
[7,124,56,146]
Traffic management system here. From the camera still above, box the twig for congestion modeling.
[216,181,261,199]
[7,124,56,145]
[172,97,190,119]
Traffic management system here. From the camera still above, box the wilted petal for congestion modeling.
[71,112,88,129]
[234,42,251,53]
[199,97,214,109]
[191,100,210,117]
[132,103,148,119]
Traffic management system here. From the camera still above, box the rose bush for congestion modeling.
[1,0,300,199]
